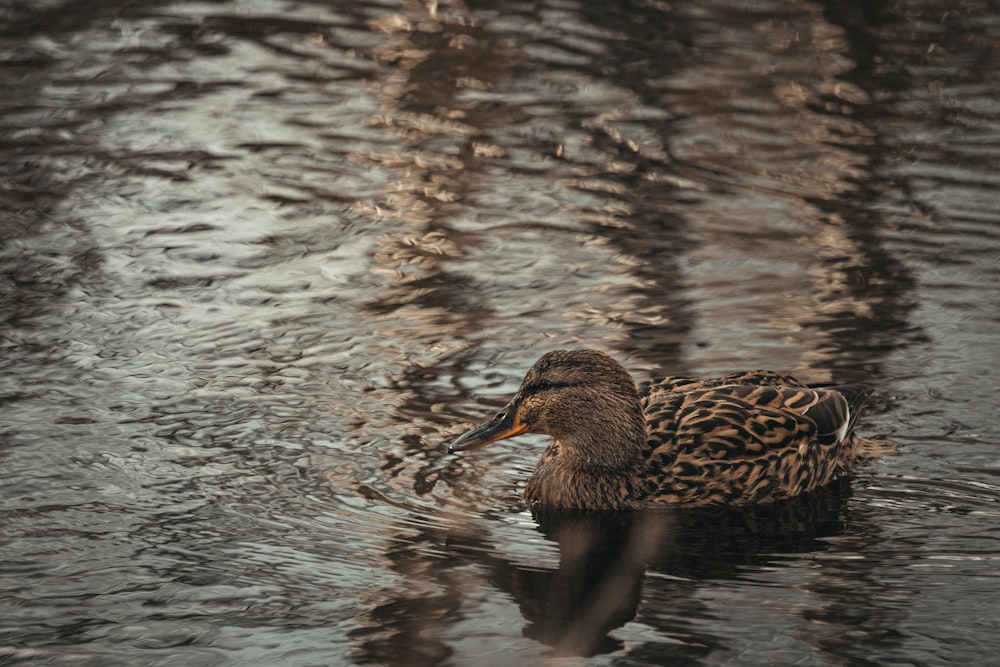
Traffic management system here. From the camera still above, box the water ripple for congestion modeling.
[2,0,999,664]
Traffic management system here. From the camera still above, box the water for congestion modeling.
[2,0,999,664]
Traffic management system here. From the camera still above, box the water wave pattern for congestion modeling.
[2,0,999,665]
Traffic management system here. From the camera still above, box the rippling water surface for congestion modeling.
[2,0,999,665]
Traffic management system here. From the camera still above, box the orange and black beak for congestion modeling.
[448,405,528,453]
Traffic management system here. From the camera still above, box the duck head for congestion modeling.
[448,350,647,472]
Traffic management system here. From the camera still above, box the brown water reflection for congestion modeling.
[2,0,1000,665]
[345,478,893,664]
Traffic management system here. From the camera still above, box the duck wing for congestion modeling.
[645,384,871,505]
[638,370,805,398]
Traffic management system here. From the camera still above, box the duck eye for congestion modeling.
[537,380,553,390]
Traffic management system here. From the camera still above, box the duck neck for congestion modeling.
[559,399,647,474]
[526,415,647,510]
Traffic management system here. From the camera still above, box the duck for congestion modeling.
[448,349,874,510]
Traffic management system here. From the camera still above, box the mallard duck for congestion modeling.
[448,349,873,510]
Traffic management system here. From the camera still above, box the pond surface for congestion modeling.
[2,0,999,665]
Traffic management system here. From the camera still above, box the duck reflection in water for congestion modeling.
[446,349,881,656]
[461,480,855,658]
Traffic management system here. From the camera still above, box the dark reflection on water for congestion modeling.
[2,0,1000,664]
[478,482,856,660]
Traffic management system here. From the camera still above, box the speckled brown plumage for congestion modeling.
[449,350,874,510]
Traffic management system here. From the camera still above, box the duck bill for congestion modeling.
[448,409,528,453]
